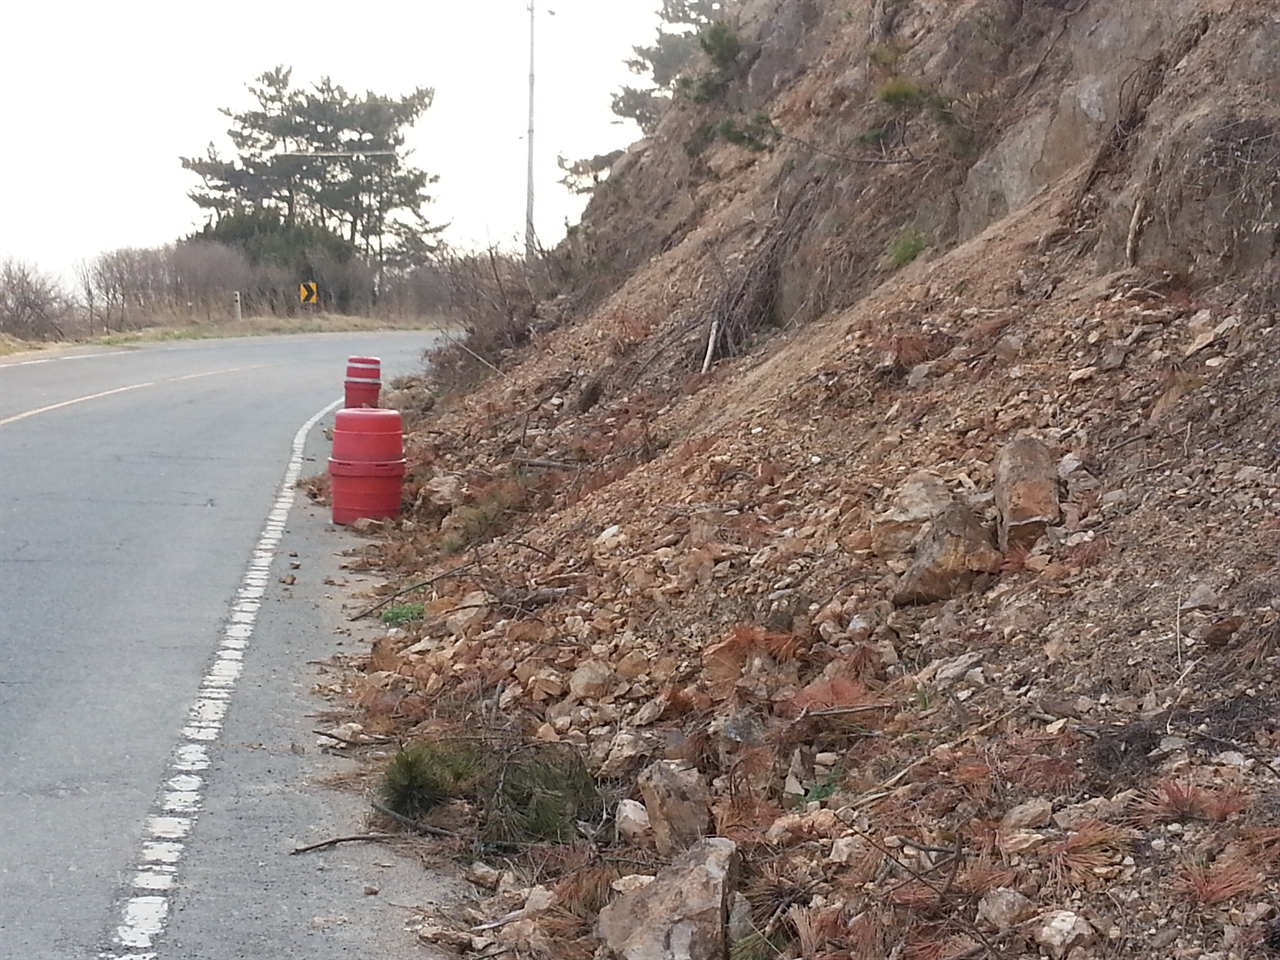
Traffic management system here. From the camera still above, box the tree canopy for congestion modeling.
[612,0,724,134]
[181,67,442,273]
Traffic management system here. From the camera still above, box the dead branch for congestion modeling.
[348,560,478,621]
[290,833,396,855]
[370,798,461,839]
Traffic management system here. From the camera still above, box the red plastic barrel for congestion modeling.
[332,408,403,461]
[344,355,381,408]
[329,408,405,524]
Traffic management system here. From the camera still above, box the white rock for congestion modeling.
[616,799,652,843]
[1035,910,1095,958]
[611,874,657,894]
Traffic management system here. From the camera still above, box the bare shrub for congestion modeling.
[425,247,557,393]
[0,258,72,340]
[172,241,249,321]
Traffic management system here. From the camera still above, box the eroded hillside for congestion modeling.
[320,2,1280,958]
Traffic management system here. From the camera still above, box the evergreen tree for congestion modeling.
[181,67,439,276]
[612,0,723,134]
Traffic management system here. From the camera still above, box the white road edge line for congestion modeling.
[99,396,344,960]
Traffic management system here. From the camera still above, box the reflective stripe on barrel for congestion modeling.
[344,355,381,408]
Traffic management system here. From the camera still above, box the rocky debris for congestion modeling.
[1035,910,1096,959]
[870,470,954,556]
[595,837,739,960]
[1001,797,1053,830]
[315,2,1280,956]
[637,760,711,856]
[994,437,1061,552]
[892,502,1003,605]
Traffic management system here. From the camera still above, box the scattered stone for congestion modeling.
[1179,583,1219,611]
[870,471,954,556]
[596,837,739,960]
[637,760,711,856]
[569,660,615,700]
[978,887,1035,931]
[994,437,1061,552]
[1002,797,1053,830]
[893,502,1002,605]
[616,799,653,844]
[1035,910,1095,959]
[466,861,504,890]
[599,729,657,777]
[611,874,657,894]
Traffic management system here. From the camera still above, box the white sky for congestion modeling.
[0,0,662,283]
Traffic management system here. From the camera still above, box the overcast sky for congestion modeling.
[0,0,661,282]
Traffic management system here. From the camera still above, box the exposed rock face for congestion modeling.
[893,503,1003,605]
[995,437,1061,552]
[637,760,711,856]
[596,837,739,960]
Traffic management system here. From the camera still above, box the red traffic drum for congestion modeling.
[344,355,381,408]
[329,408,405,524]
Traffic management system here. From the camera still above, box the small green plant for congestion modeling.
[488,744,603,844]
[379,742,483,820]
[803,768,844,803]
[858,123,892,146]
[716,112,780,151]
[685,121,718,157]
[867,43,904,70]
[876,77,931,108]
[380,602,425,625]
[888,228,930,268]
[699,21,741,73]
[730,932,785,960]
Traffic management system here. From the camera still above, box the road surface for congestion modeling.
[0,332,458,958]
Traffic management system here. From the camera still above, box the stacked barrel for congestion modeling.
[344,355,381,408]
[328,408,406,524]
[329,354,403,524]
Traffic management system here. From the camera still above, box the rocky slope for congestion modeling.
[324,2,1280,958]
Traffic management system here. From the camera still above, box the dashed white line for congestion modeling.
[99,396,342,958]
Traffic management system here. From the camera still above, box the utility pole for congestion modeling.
[525,0,537,262]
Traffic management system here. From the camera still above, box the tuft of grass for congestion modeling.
[887,229,930,268]
[877,77,931,108]
[1173,856,1264,905]
[730,932,784,960]
[379,742,483,820]
[492,746,603,844]
[380,602,425,625]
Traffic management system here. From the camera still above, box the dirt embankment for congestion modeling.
[325,2,1279,958]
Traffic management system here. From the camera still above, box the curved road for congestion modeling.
[0,332,438,958]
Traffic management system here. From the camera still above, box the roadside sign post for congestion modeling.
[300,282,318,314]
[233,290,242,323]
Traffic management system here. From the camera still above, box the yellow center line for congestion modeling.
[0,365,267,426]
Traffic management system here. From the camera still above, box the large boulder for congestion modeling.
[596,837,739,960]
[994,437,1061,552]
[893,503,1003,605]
[637,760,711,856]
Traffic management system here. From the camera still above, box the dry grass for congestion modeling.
[1133,778,1251,825]
[96,311,437,345]
[1172,856,1264,905]
[1043,820,1132,893]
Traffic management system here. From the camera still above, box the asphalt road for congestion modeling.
[0,332,457,959]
